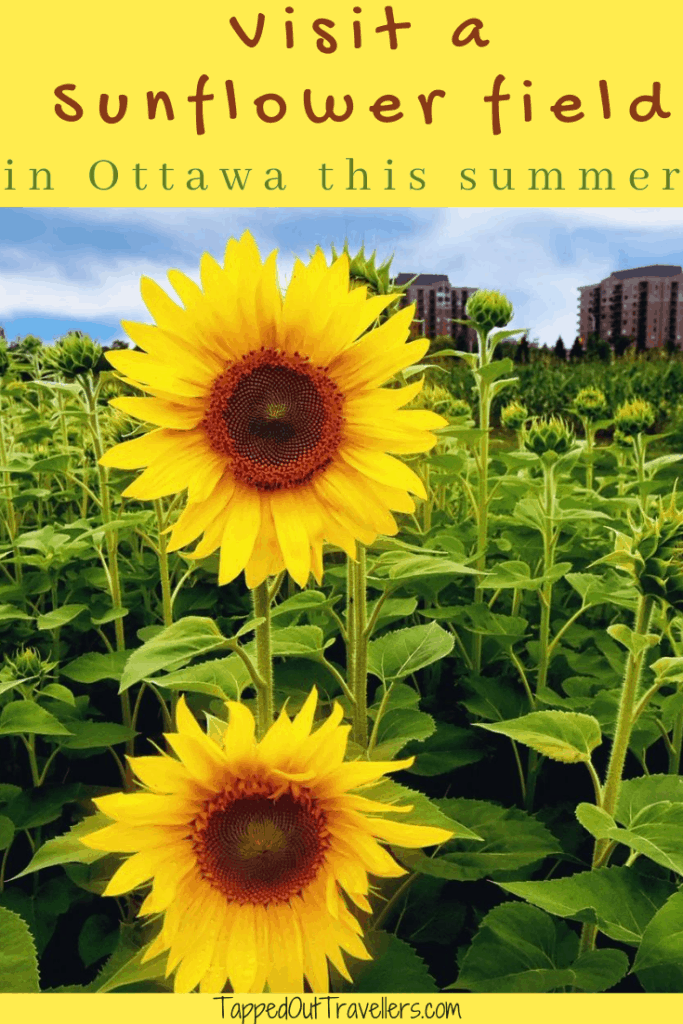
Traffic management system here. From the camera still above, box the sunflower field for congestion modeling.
[2,234,683,996]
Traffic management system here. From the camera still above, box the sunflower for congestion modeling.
[102,232,445,587]
[82,689,452,993]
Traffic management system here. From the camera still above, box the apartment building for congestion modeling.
[395,273,479,348]
[578,265,683,349]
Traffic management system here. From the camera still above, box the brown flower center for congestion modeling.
[192,786,330,905]
[203,350,344,491]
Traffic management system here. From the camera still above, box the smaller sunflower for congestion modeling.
[82,690,452,993]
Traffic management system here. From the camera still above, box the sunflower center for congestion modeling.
[192,790,330,905]
[203,350,344,491]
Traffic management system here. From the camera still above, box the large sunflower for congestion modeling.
[102,232,445,586]
[82,689,452,993]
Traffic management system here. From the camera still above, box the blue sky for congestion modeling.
[3,207,683,347]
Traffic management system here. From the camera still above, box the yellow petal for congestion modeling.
[218,486,262,585]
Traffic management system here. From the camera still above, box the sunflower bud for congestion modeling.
[105,409,138,446]
[573,386,607,421]
[465,289,514,331]
[331,244,406,320]
[47,332,103,378]
[612,428,634,450]
[600,493,683,611]
[523,415,575,456]
[4,647,49,685]
[501,400,528,431]
[413,384,470,420]
[613,397,655,437]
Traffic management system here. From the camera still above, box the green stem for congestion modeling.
[634,434,647,509]
[0,403,22,584]
[251,580,274,738]
[82,376,132,781]
[536,462,557,693]
[351,546,369,748]
[583,421,595,492]
[579,593,655,956]
[473,351,491,673]
[154,500,173,628]
[669,700,683,774]
[21,734,41,788]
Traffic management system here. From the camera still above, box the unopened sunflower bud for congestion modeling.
[331,243,406,303]
[414,384,470,419]
[614,397,655,437]
[501,400,528,431]
[47,333,102,378]
[4,647,49,684]
[523,415,575,456]
[574,386,607,421]
[465,289,514,331]
[450,398,473,419]
[612,428,634,450]
[601,493,683,611]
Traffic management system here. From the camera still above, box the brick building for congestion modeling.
[395,274,479,348]
[578,265,683,349]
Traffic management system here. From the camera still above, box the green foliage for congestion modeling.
[453,903,628,992]
[0,907,40,992]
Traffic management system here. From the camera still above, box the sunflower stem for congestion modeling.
[350,546,369,748]
[252,581,275,738]
[154,499,174,731]
[0,397,22,584]
[472,324,491,674]
[578,592,655,958]
[82,374,133,786]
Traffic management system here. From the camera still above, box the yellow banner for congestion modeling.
[2,0,681,206]
[2,993,682,1022]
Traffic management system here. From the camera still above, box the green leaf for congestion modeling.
[477,711,602,764]
[371,551,479,584]
[476,358,514,384]
[270,591,331,619]
[367,779,481,841]
[40,683,76,705]
[270,625,326,657]
[606,623,658,657]
[119,616,229,691]
[62,650,130,683]
[481,560,574,591]
[651,657,683,685]
[0,906,40,992]
[347,932,438,993]
[367,623,454,682]
[60,720,137,750]
[79,914,119,969]
[0,815,15,852]
[577,794,683,875]
[0,604,32,623]
[499,865,675,945]
[0,700,73,736]
[37,604,88,630]
[95,940,170,994]
[371,708,436,760]
[400,798,560,881]
[155,657,241,699]
[618,774,683,822]
[11,813,112,878]
[4,783,83,830]
[454,902,628,993]
[405,723,485,776]
[633,890,683,991]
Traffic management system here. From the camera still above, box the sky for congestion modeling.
[3,207,683,347]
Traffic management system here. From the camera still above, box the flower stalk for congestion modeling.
[251,580,275,738]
